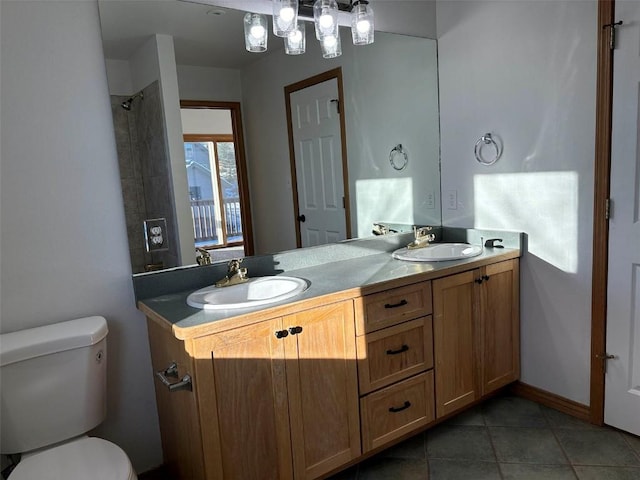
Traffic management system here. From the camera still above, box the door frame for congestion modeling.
[284,68,352,248]
[590,0,615,425]
[180,100,254,256]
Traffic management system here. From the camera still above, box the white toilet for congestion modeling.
[0,316,137,480]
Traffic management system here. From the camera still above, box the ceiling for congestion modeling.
[99,0,283,69]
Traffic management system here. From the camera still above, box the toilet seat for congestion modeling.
[10,437,136,480]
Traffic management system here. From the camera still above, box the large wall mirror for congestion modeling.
[99,0,441,274]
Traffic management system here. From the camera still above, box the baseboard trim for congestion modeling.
[510,381,591,422]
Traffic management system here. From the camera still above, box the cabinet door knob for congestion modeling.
[388,401,411,413]
[483,275,490,281]
[275,330,289,339]
[475,277,484,284]
[386,345,409,355]
[384,299,408,309]
[288,326,303,335]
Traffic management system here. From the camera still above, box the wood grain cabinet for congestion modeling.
[355,281,436,452]
[192,300,360,480]
[432,259,520,418]
[144,256,520,479]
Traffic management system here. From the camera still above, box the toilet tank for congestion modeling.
[0,316,109,454]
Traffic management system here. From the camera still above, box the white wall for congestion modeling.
[181,109,233,135]
[437,0,597,405]
[177,64,242,102]
[0,0,162,473]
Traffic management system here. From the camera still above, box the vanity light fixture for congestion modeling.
[351,0,374,45]
[285,21,306,55]
[273,0,298,37]
[243,12,268,52]
[243,0,375,57]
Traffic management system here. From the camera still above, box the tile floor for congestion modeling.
[328,395,640,480]
[140,394,640,480]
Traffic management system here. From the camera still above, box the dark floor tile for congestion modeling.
[500,463,577,480]
[444,405,485,426]
[428,459,501,480]
[426,425,495,462]
[326,465,358,480]
[541,406,601,430]
[358,457,428,480]
[574,465,640,480]
[556,429,640,466]
[482,396,548,427]
[379,432,426,459]
[622,432,640,458]
[490,426,568,464]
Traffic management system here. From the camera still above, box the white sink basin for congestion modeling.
[187,276,308,310]
[392,243,483,262]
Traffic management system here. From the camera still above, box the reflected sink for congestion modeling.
[187,276,309,310]
[392,243,483,262]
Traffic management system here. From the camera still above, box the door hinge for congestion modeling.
[603,20,623,50]
[605,198,611,220]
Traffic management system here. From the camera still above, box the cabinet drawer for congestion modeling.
[360,371,435,453]
[357,317,433,394]
[355,281,432,335]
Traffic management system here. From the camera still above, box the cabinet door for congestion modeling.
[432,270,479,418]
[284,301,361,480]
[193,319,293,480]
[481,259,520,394]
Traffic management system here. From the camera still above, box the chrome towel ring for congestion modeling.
[390,144,408,171]
[474,133,501,166]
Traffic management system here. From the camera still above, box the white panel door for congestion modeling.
[290,78,346,247]
[605,0,640,436]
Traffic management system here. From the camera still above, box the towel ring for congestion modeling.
[390,144,408,171]
[474,133,501,166]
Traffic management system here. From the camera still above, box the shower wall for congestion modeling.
[111,81,180,273]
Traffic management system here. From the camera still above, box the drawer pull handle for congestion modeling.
[386,345,409,355]
[389,401,411,413]
[384,299,408,309]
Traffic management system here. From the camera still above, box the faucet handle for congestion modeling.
[484,238,504,248]
[228,258,243,271]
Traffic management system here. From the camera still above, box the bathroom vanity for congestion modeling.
[137,231,521,480]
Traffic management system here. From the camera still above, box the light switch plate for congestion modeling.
[446,190,458,210]
[144,218,169,252]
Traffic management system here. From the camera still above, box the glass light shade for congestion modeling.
[313,0,339,40]
[243,12,268,52]
[351,1,374,45]
[320,30,342,59]
[273,0,298,37]
[284,22,306,55]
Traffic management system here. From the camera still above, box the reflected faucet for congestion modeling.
[196,247,212,265]
[215,258,248,287]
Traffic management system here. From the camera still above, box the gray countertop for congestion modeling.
[138,234,522,339]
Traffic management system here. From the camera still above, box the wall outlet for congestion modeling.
[425,191,435,209]
[446,190,458,210]
[144,218,169,252]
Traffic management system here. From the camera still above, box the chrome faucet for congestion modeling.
[215,258,248,287]
[407,226,436,249]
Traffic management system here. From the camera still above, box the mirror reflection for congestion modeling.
[99,0,441,274]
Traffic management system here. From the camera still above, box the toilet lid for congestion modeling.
[10,437,135,480]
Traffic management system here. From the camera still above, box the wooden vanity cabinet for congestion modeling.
[144,255,520,479]
[192,300,360,480]
[432,259,520,418]
[355,281,436,453]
